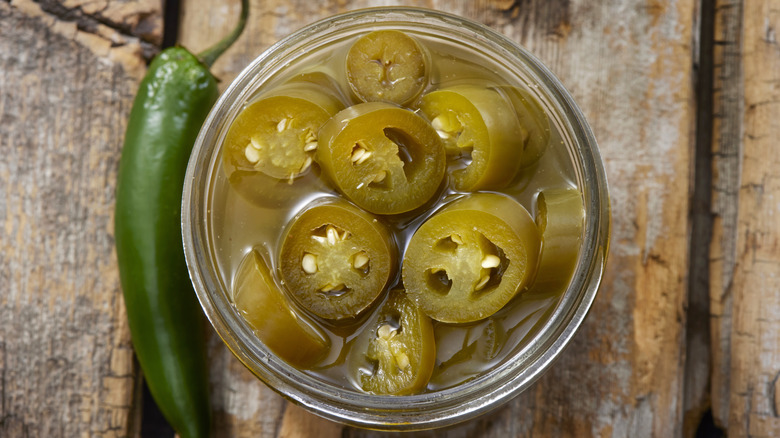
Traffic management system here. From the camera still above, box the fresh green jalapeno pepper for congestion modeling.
[114,2,248,436]
[346,30,429,105]
[402,193,541,323]
[233,249,330,368]
[279,198,397,320]
[317,102,446,215]
[348,289,435,395]
[418,85,527,191]
[530,188,584,292]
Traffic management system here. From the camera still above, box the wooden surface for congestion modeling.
[0,1,149,436]
[1,0,778,437]
[710,0,742,430]
[723,2,780,436]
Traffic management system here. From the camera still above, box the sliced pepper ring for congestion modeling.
[402,193,541,323]
[349,289,435,395]
[346,30,429,105]
[531,188,584,291]
[496,85,551,169]
[419,85,527,191]
[317,102,446,215]
[279,198,397,320]
[232,250,330,369]
[223,78,344,183]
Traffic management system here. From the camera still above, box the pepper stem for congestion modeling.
[198,0,249,68]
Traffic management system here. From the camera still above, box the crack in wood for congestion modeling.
[34,0,160,47]
[683,2,717,428]
[10,0,159,64]
[6,0,151,79]
[0,341,5,427]
[772,371,780,418]
[273,402,288,438]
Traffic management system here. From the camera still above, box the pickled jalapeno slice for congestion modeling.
[419,85,526,191]
[350,289,435,395]
[497,85,551,169]
[429,318,507,388]
[233,250,330,368]
[531,188,584,291]
[222,167,327,209]
[279,199,397,320]
[346,30,429,105]
[223,79,345,184]
[402,193,541,323]
[317,102,446,215]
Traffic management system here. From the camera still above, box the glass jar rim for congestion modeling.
[182,6,610,431]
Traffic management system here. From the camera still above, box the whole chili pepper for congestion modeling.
[114,2,247,436]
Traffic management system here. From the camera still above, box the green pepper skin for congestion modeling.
[115,47,216,438]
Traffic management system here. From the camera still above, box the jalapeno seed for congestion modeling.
[352,251,370,271]
[301,253,318,274]
[481,254,501,269]
[431,114,464,146]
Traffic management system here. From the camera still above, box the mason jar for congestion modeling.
[182,7,610,431]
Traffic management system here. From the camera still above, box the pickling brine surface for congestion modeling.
[208,29,580,393]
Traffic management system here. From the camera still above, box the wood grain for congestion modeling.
[726,0,780,436]
[709,2,780,436]
[178,0,697,436]
[0,0,150,436]
[710,0,743,429]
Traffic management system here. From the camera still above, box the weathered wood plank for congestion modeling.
[470,1,695,436]
[726,0,780,436]
[0,1,153,436]
[178,0,696,436]
[710,0,743,429]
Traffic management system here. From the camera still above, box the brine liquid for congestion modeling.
[208,30,578,392]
